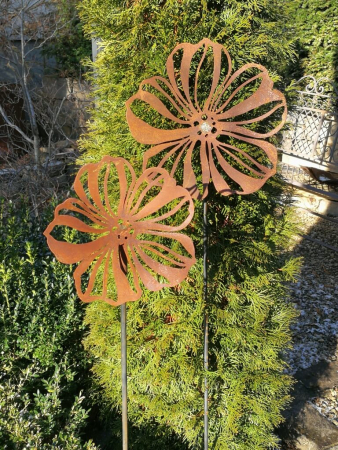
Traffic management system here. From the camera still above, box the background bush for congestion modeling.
[0,200,97,449]
[285,0,338,84]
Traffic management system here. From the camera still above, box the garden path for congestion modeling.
[279,202,338,449]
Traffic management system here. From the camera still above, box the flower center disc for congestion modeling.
[112,220,135,243]
[200,122,212,134]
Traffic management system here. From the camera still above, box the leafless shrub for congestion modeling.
[0,0,93,213]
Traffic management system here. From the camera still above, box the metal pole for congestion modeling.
[203,199,209,450]
[121,303,128,450]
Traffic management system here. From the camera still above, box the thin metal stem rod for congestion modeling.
[121,303,128,450]
[203,200,209,450]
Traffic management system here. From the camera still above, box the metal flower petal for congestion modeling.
[126,38,287,200]
[44,156,196,306]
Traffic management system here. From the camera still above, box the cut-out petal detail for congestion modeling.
[44,232,111,265]
[141,76,192,119]
[74,156,135,219]
[53,198,109,230]
[130,231,196,291]
[165,38,232,113]
[72,247,142,306]
[126,97,192,145]
[73,249,110,302]
[127,167,194,231]
[215,64,287,138]
[142,139,191,175]
[44,199,110,264]
[133,83,189,124]
[208,136,277,196]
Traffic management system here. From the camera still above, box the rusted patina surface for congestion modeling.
[126,38,287,200]
[44,156,195,306]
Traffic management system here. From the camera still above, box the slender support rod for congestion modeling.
[203,200,209,450]
[121,303,128,450]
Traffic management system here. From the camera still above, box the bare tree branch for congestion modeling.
[0,104,34,144]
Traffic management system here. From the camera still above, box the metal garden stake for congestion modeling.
[203,199,209,449]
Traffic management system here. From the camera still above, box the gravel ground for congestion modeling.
[310,386,338,427]
[285,206,338,426]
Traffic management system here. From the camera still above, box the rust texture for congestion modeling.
[126,38,287,200]
[44,156,196,306]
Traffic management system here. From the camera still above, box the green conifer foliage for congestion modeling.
[286,0,338,84]
[78,1,300,448]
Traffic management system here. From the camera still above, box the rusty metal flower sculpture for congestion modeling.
[126,38,287,199]
[44,156,195,306]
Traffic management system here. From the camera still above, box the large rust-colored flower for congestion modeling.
[44,156,195,306]
[126,38,287,200]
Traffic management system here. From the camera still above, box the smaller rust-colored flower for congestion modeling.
[126,38,287,200]
[44,156,195,306]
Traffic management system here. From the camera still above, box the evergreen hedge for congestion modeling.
[77,1,301,448]
[286,0,338,84]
